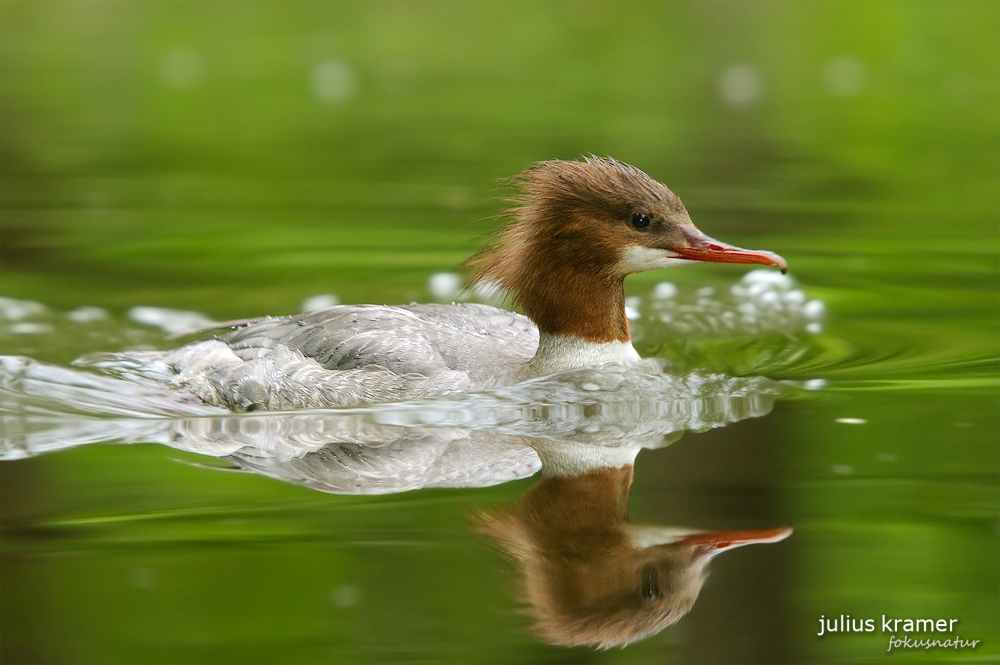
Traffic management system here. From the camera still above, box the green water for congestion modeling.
[1,1,997,663]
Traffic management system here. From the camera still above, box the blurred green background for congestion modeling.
[1,1,997,663]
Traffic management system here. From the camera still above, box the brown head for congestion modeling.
[465,157,786,343]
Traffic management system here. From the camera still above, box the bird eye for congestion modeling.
[639,564,660,601]
[630,212,651,230]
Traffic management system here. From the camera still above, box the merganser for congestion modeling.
[479,441,792,648]
[96,157,786,410]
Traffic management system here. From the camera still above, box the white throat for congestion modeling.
[616,245,688,274]
[531,439,642,477]
[526,332,640,376]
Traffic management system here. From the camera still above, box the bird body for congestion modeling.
[100,157,786,410]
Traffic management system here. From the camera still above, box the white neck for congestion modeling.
[526,332,640,376]
[531,439,642,477]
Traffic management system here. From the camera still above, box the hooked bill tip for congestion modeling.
[676,228,787,273]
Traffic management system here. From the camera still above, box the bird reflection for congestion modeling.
[478,440,791,648]
[1,355,791,648]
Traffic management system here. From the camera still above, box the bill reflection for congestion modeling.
[479,438,791,648]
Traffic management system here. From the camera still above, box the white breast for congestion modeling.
[526,333,641,376]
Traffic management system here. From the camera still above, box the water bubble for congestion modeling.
[0,297,48,321]
[10,323,53,335]
[782,290,806,306]
[329,584,361,608]
[471,278,504,302]
[652,282,678,300]
[128,306,216,336]
[759,290,780,307]
[428,272,462,300]
[641,271,827,339]
[301,294,340,312]
[311,60,356,104]
[743,269,791,288]
[718,64,763,108]
[835,417,867,425]
[824,56,867,97]
[803,300,826,320]
[624,296,641,321]
[161,48,204,89]
[830,464,854,475]
[67,306,109,323]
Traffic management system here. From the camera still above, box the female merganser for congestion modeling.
[479,440,792,648]
[98,157,786,410]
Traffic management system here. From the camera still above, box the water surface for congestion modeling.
[1,2,997,663]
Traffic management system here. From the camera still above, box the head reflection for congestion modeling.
[478,441,791,649]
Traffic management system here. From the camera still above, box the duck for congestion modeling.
[478,439,792,648]
[96,157,786,410]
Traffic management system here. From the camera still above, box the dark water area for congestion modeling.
[1,2,998,663]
